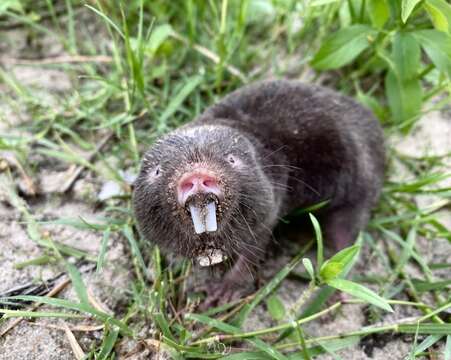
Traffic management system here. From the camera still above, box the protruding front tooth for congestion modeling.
[205,201,217,232]
[189,204,206,234]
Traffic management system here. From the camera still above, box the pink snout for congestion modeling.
[177,170,222,205]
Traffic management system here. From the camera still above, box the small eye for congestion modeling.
[149,165,161,180]
[226,154,243,168]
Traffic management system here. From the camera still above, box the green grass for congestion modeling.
[0,0,450,359]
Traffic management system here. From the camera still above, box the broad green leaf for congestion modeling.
[302,258,315,280]
[311,25,376,70]
[319,261,343,281]
[266,295,286,321]
[388,0,403,19]
[324,245,360,267]
[413,29,451,75]
[0,0,22,13]
[425,0,451,33]
[320,245,360,281]
[147,24,173,56]
[326,278,393,312]
[368,0,390,28]
[401,0,422,23]
[385,69,422,124]
[279,236,364,342]
[425,3,449,32]
[393,32,420,80]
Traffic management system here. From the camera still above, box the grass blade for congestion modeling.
[247,338,288,360]
[0,309,83,319]
[158,75,203,129]
[309,213,323,269]
[8,295,132,336]
[326,278,393,312]
[445,335,451,360]
[399,323,451,335]
[97,228,111,273]
[66,263,89,305]
[97,326,120,360]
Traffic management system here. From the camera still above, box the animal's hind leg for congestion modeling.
[321,204,371,251]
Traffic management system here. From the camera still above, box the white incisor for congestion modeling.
[189,201,218,234]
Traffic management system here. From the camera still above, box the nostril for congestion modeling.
[181,181,194,193]
[177,170,222,206]
[203,179,217,188]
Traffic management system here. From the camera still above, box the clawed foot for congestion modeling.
[196,282,250,311]
[195,255,258,311]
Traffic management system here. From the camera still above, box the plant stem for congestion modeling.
[289,281,318,317]
[191,302,341,345]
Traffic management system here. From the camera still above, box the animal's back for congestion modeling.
[197,80,385,217]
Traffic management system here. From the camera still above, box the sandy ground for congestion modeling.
[0,29,450,360]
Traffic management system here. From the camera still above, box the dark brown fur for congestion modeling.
[133,80,385,304]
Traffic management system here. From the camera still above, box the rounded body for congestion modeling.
[134,80,385,290]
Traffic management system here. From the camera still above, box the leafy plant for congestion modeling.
[310,0,451,131]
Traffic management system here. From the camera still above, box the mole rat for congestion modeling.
[133,79,385,305]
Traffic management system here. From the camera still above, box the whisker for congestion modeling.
[261,145,288,160]
[262,164,303,171]
[238,201,275,235]
[229,245,255,281]
[286,174,320,196]
[268,181,293,191]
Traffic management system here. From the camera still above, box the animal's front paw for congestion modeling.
[197,282,249,311]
